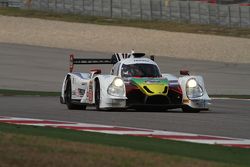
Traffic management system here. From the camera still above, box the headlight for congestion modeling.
[186,78,203,98]
[108,78,125,97]
[113,78,124,87]
[187,79,197,88]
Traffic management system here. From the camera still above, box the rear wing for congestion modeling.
[69,52,154,72]
[69,54,115,72]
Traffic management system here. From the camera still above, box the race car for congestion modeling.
[60,52,210,112]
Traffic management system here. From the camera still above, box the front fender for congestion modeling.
[179,75,210,109]
[95,75,127,109]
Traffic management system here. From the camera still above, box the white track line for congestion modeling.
[1,116,250,149]
[212,97,250,101]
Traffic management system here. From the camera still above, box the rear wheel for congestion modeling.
[65,78,86,110]
[60,96,65,104]
[95,80,101,110]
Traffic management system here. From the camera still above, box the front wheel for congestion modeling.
[65,78,86,110]
[182,106,200,113]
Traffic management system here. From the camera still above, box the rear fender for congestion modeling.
[61,73,90,102]
[71,73,90,100]
[60,75,68,104]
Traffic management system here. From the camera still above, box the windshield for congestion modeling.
[121,64,161,78]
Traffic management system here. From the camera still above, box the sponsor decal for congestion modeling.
[78,88,86,97]
[134,59,150,62]
[131,78,168,87]
[87,81,93,103]
[169,80,179,86]
[146,80,161,84]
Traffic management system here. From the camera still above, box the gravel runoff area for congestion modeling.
[0,15,250,63]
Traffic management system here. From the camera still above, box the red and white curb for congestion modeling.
[1,116,250,149]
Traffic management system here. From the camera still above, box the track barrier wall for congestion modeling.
[2,0,250,27]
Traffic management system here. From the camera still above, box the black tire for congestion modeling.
[182,106,200,113]
[135,107,166,112]
[65,78,86,110]
[95,80,101,110]
[60,96,65,104]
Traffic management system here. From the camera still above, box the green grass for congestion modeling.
[0,123,249,167]
[0,89,60,96]
[0,7,250,38]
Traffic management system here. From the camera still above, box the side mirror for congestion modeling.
[180,70,189,75]
[150,55,155,61]
[69,54,74,72]
[90,69,101,75]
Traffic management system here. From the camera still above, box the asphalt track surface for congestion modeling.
[0,96,250,139]
[1,42,250,94]
[1,43,250,139]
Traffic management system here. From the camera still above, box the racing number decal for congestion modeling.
[87,81,93,103]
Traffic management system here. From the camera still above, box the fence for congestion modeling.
[0,0,22,7]
[15,0,250,27]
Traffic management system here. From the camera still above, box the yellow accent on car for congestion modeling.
[139,84,168,96]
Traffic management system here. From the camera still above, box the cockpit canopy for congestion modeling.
[121,63,161,78]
